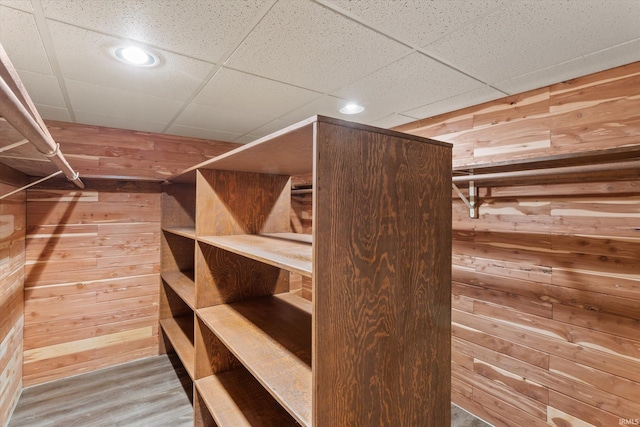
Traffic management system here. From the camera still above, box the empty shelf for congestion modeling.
[197,293,312,426]
[159,316,195,379]
[198,233,312,277]
[161,270,195,309]
[195,369,300,426]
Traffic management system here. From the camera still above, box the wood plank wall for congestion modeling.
[0,165,27,426]
[20,123,238,387]
[22,179,162,386]
[394,62,640,426]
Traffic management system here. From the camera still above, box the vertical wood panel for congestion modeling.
[314,123,452,426]
[396,62,640,427]
[0,171,26,426]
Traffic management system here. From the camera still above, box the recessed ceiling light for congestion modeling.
[339,103,365,115]
[114,46,157,67]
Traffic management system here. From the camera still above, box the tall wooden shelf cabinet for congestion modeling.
[160,115,452,426]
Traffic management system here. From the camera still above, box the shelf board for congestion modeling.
[453,145,640,175]
[195,369,300,427]
[162,226,196,239]
[198,233,312,277]
[159,316,195,379]
[161,270,195,309]
[197,293,312,427]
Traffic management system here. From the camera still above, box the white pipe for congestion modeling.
[0,76,84,189]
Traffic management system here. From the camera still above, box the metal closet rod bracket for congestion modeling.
[452,180,478,219]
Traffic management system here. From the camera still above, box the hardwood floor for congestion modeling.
[8,355,192,427]
[8,354,490,426]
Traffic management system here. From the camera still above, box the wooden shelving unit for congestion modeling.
[161,115,452,426]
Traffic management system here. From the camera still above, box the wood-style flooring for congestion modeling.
[9,354,490,426]
[8,355,192,427]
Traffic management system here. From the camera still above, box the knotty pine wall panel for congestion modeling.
[0,166,27,426]
[395,62,640,427]
[22,179,162,386]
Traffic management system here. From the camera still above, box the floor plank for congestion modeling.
[8,354,192,427]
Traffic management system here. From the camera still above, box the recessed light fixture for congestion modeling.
[114,46,157,67]
[339,103,365,115]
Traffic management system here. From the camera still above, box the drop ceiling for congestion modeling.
[1,0,640,144]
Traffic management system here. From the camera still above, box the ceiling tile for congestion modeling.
[166,125,242,143]
[40,0,270,62]
[494,39,640,95]
[0,1,32,12]
[173,103,273,136]
[424,0,640,84]
[65,79,185,123]
[237,118,299,141]
[404,86,504,120]
[17,69,66,108]
[278,95,350,122]
[47,21,214,102]
[368,113,420,129]
[332,52,485,114]
[226,0,412,92]
[73,110,166,133]
[324,0,506,47]
[193,67,322,117]
[0,6,52,73]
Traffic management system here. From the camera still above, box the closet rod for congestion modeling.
[0,76,84,189]
[452,159,640,184]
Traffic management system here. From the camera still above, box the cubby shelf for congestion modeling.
[197,292,312,426]
[159,315,195,379]
[161,270,195,309]
[195,368,300,427]
[197,233,312,278]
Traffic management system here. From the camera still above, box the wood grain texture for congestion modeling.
[396,62,640,427]
[194,316,241,380]
[23,180,162,386]
[196,169,291,237]
[195,242,289,308]
[0,176,26,426]
[313,122,452,426]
